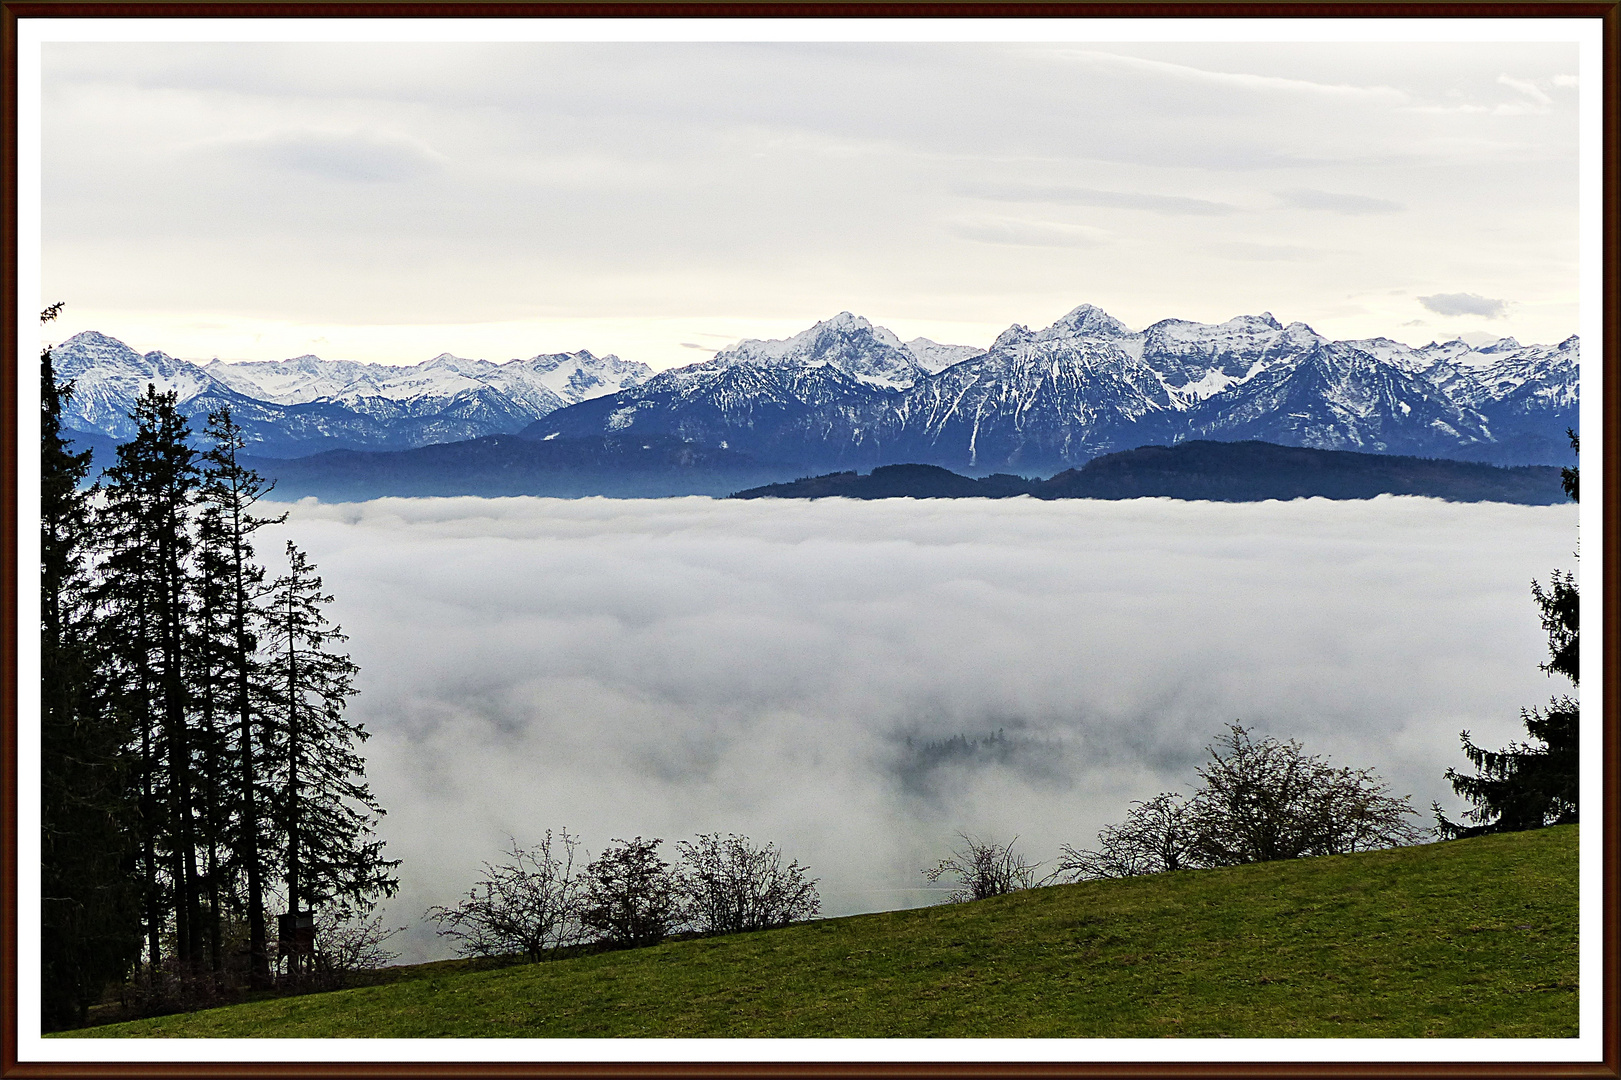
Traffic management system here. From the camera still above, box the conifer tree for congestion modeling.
[40,305,139,1025]
[262,542,398,976]
[196,408,285,986]
[97,385,204,967]
[1437,433,1579,837]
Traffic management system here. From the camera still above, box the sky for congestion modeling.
[256,494,1578,964]
[37,30,1584,371]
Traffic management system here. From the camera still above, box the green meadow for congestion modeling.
[66,826,1577,1040]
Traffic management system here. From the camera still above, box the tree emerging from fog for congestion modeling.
[1436,435,1580,840]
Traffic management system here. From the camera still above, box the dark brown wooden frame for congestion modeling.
[1,5,1616,1076]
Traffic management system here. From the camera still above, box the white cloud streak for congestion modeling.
[258,494,1577,963]
[1419,292,1508,318]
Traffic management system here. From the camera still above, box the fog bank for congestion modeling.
[263,494,1578,962]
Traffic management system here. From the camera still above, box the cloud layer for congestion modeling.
[40,38,1581,367]
[258,494,1578,962]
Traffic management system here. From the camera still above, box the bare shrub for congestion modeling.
[1056,726,1428,883]
[308,913,404,988]
[581,837,679,948]
[426,830,586,961]
[1052,792,1196,882]
[675,833,820,934]
[922,834,1040,904]
[1189,724,1428,865]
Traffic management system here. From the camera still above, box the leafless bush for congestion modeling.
[1189,724,1428,865]
[1052,792,1196,882]
[675,833,820,934]
[306,913,404,988]
[1055,726,1428,883]
[426,830,586,961]
[581,837,679,948]
[923,834,1040,904]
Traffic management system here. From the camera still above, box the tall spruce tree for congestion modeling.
[97,386,204,967]
[262,542,398,977]
[40,305,139,1026]
[1437,432,1579,837]
[43,344,398,1002]
[188,507,232,977]
[196,408,284,987]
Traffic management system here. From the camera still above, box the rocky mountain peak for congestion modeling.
[714,313,925,388]
[1043,303,1132,339]
[992,324,1033,349]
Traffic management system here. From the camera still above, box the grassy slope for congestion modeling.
[70,827,1577,1039]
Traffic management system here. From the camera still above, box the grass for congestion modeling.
[63,826,1578,1039]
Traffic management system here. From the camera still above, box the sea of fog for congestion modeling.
[260,494,1579,964]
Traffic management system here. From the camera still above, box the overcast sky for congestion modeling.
[39,33,1582,369]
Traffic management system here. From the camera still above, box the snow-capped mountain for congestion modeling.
[905,337,986,375]
[877,311,1182,469]
[1138,313,1316,402]
[205,348,649,413]
[48,332,651,457]
[710,312,930,389]
[523,304,1578,471]
[51,304,1577,478]
[49,331,231,439]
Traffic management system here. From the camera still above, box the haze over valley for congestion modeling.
[256,493,1578,964]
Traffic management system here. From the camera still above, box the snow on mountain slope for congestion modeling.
[905,338,986,374]
[713,312,927,389]
[52,332,233,439]
[517,350,655,405]
[51,304,1580,473]
[204,348,649,414]
[881,323,1180,469]
[528,303,1578,471]
[204,355,386,404]
[1190,339,1495,456]
[48,331,651,454]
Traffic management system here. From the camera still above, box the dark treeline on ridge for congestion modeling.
[40,306,397,1028]
[732,441,1570,504]
[55,433,1569,505]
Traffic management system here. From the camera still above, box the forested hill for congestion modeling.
[732,441,1570,504]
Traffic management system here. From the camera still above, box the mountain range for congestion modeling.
[524,307,1577,472]
[50,304,1578,493]
[50,330,652,457]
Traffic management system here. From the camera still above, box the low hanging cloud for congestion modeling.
[264,494,1575,963]
[1419,292,1509,319]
